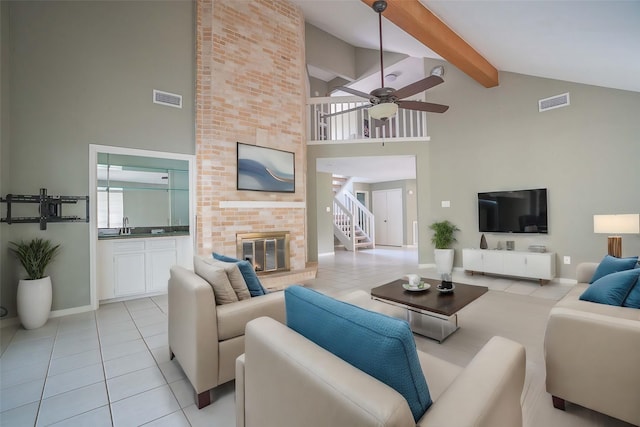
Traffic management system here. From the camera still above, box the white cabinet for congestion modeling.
[146,239,178,293]
[462,248,556,284]
[483,251,504,275]
[114,252,146,296]
[97,236,192,301]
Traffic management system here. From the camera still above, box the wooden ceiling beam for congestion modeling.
[361,0,499,88]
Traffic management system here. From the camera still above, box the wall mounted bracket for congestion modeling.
[1,188,89,230]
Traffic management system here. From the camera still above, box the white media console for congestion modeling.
[462,248,556,285]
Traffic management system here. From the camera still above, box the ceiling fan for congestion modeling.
[331,0,449,122]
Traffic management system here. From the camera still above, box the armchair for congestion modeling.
[168,263,285,408]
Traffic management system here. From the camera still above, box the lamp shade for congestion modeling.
[368,102,398,120]
[593,214,640,234]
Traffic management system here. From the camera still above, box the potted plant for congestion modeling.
[9,238,60,329]
[429,220,459,276]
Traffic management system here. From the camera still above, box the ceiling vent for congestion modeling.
[538,92,570,112]
[153,89,182,109]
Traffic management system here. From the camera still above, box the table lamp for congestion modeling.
[593,214,640,258]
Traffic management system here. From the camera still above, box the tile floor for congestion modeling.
[0,247,574,426]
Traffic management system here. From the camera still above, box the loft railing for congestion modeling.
[307,96,430,144]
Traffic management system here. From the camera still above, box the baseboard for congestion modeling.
[0,316,20,328]
[1,304,95,328]
[418,263,435,269]
[555,277,577,285]
[50,304,94,318]
[318,251,335,257]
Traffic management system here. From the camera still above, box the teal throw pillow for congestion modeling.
[589,255,639,283]
[212,253,266,296]
[580,268,640,306]
[622,268,640,308]
[212,253,240,263]
[285,285,432,421]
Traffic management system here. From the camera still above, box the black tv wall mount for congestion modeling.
[1,188,89,230]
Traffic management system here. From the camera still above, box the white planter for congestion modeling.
[434,249,454,276]
[17,277,52,330]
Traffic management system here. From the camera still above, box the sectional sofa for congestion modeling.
[544,261,640,425]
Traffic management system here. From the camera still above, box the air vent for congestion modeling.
[153,89,182,109]
[538,92,569,112]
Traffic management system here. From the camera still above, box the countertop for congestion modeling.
[98,226,190,240]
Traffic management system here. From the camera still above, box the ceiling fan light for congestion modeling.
[368,102,398,120]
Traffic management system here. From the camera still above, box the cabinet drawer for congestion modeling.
[113,241,146,252]
[146,239,176,250]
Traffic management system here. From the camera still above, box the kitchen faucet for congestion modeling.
[120,216,131,235]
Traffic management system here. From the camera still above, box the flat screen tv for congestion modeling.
[478,188,548,234]
[237,142,295,193]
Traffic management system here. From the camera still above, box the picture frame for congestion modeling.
[237,142,295,193]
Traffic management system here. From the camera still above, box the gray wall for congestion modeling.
[1,0,195,318]
[316,172,335,255]
[0,1,9,319]
[309,76,329,98]
[305,23,356,81]
[307,58,640,279]
[305,23,408,91]
[425,60,640,278]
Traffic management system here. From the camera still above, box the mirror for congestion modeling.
[97,153,189,229]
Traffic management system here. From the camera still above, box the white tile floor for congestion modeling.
[0,247,575,426]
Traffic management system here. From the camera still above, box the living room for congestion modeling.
[1,0,639,426]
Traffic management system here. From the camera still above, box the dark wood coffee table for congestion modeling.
[371,278,488,342]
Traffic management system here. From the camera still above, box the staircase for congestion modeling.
[332,175,375,251]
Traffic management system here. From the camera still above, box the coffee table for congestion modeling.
[370,278,488,342]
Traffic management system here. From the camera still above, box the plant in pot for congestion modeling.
[429,220,460,277]
[9,238,60,329]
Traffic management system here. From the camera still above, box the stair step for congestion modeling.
[355,242,373,248]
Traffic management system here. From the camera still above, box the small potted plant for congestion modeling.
[9,238,60,329]
[429,220,459,276]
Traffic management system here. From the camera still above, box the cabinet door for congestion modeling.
[114,253,146,296]
[502,252,527,277]
[147,250,177,292]
[462,249,483,271]
[525,254,554,280]
[483,251,503,274]
[97,241,115,300]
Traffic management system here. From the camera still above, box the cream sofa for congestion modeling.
[168,263,285,408]
[544,262,640,426]
[237,312,526,427]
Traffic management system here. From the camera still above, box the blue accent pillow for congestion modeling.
[212,253,266,296]
[285,285,432,421]
[589,255,639,284]
[212,253,240,263]
[622,267,640,308]
[580,268,640,306]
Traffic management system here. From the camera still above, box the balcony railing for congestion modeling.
[307,96,430,144]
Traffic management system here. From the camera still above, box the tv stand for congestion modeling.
[462,249,556,285]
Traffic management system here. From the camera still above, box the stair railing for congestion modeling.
[333,198,355,251]
[341,192,375,248]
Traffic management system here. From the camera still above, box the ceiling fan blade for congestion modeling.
[397,100,449,114]
[331,86,374,100]
[321,104,372,118]
[393,75,444,100]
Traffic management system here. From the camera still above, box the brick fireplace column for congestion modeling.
[195,0,308,271]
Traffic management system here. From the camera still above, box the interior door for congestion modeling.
[373,189,403,246]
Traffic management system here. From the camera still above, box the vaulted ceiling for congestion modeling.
[293,0,640,93]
